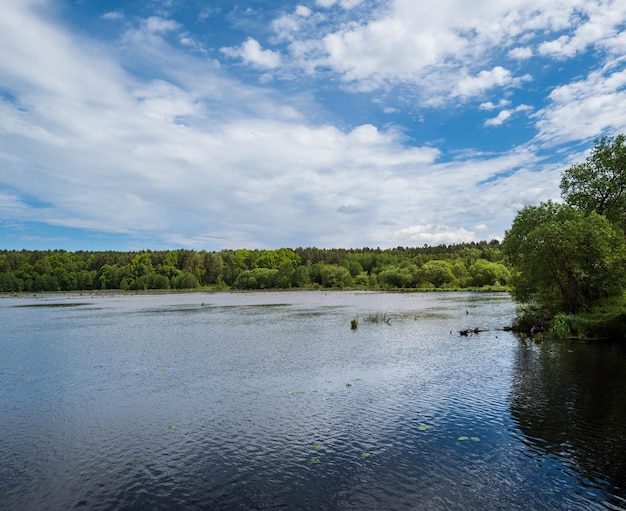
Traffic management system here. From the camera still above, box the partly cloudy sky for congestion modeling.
[1,0,626,251]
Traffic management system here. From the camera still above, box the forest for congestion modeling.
[0,241,509,293]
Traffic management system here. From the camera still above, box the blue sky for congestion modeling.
[1,0,626,251]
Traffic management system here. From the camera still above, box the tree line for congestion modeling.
[0,242,510,293]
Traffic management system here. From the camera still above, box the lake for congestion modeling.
[1,291,626,510]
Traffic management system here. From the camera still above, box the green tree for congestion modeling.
[503,201,626,314]
[561,134,626,230]
[468,259,510,287]
[416,260,457,288]
[320,265,352,288]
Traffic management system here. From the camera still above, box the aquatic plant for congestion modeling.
[366,313,391,325]
[351,318,358,329]
[458,436,480,442]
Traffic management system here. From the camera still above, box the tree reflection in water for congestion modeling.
[510,339,626,505]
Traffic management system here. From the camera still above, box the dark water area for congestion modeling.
[1,291,626,510]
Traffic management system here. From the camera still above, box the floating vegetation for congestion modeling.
[351,318,358,330]
[222,419,231,424]
[313,444,324,450]
[18,376,30,382]
[131,458,142,465]
[458,436,480,442]
[310,457,321,464]
[418,424,432,431]
[167,424,177,429]
[289,390,305,395]
[361,452,371,458]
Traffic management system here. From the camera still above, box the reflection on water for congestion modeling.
[510,339,626,509]
[0,291,625,510]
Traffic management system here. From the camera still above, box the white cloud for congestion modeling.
[455,68,533,100]
[250,0,626,105]
[508,46,533,59]
[485,110,513,127]
[390,225,477,246]
[221,38,282,69]
[315,0,363,8]
[2,0,623,250]
[143,16,180,34]
[102,11,124,21]
[484,104,532,126]
[534,67,626,144]
[295,6,312,17]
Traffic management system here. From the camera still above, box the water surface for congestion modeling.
[1,291,625,510]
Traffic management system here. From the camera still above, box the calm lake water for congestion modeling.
[1,291,626,510]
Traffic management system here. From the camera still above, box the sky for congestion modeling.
[1,0,626,252]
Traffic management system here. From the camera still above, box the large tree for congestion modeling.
[560,134,626,230]
[503,202,626,314]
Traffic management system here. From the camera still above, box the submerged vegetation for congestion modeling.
[0,241,510,293]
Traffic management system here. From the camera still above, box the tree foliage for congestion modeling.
[505,135,626,319]
[503,201,626,314]
[561,134,626,230]
[0,242,507,293]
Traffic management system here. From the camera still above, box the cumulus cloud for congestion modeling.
[221,38,282,69]
[1,0,624,250]
[534,68,626,144]
[484,104,532,127]
[508,46,533,60]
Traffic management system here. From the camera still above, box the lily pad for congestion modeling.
[131,458,142,465]
[313,444,324,450]
[361,452,371,458]
[222,419,231,424]
[418,424,432,431]
[310,457,320,464]
[167,424,177,429]
[471,437,481,442]
[458,436,470,441]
